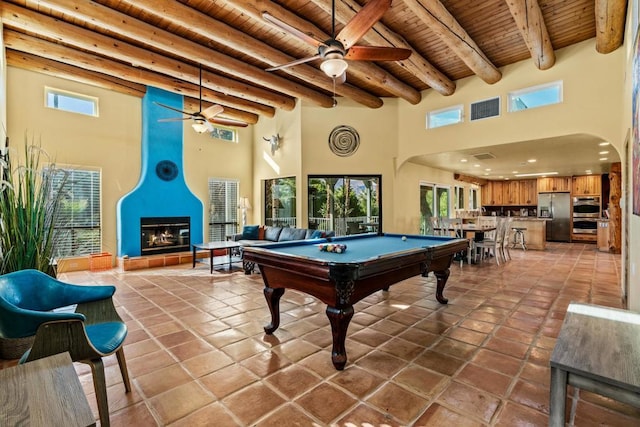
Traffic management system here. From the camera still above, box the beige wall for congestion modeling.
[6,67,253,254]
[250,103,302,225]
[301,98,399,230]
[397,38,625,164]
[622,0,639,311]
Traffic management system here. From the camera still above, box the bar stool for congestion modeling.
[511,227,527,250]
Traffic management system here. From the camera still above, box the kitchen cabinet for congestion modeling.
[482,179,539,206]
[518,180,537,206]
[537,177,571,193]
[572,175,602,196]
[482,181,503,205]
[502,181,520,205]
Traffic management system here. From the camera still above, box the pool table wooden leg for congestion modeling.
[263,287,285,334]
[326,305,354,370]
[433,268,450,304]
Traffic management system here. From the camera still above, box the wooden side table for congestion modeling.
[0,351,95,426]
[550,303,640,426]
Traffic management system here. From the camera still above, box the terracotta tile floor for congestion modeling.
[3,242,638,426]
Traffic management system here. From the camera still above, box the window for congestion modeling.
[45,87,98,117]
[308,175,380,236]
[50,168,101,257]
[469,188,479,210]
[265,177,296,227]
[208,178,238,241]
[454,186,464,210]
[210,125,238,143]
[419,183,450,234]
[426,105,463,129]
[508,81,562,112]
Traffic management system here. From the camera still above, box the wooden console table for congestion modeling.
[0,351,95,426]
[550,303,640,426]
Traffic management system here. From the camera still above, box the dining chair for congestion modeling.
[474,217,505,265]
[428,216,442,235]
[500,217,513,262]
[0,269,131,427]
[440,218,466,267]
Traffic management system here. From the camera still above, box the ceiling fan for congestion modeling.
[264,0,411,82]
[155,65,248,133]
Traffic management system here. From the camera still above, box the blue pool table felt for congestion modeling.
[261,234,459,263]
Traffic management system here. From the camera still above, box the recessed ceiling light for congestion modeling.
[599,151,609,155]
[599,157,608,161]
[586,170,593,174]
[512,171,518,174]
[485,168,491,171]
[460,159,468,162]
[527,159,537,163]
[474,164,481,167]
[504,177,509,180]
[599,142,610,146]
[514,171,559,177]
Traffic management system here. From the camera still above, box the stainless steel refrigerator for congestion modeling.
[538,192,571,242]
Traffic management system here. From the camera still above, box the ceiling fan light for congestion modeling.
[192,119,209,134]
[321,58,348,78]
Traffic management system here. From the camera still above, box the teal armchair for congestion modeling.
[0,269,131,427]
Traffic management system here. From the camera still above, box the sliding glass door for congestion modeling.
[420,183,450,234]
[308,175,380,236]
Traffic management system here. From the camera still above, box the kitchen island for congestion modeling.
[508,218,548,250]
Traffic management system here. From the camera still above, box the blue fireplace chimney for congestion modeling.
[116,87,203,257]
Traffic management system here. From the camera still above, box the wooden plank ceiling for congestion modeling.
[2,0,627,125]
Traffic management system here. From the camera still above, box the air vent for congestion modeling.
[470,97,500,121]
[473,152,496,160]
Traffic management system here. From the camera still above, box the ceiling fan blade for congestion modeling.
[337,0,391,49]
[345,45,412,61]
[158,117,191,122]
[266,54,321,72]
[210,117,249,128]
[154,101,192,116]
[201,104,224,120]
[263,13,324,48]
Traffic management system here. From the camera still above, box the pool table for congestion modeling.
[242,233,468,370]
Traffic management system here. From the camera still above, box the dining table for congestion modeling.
[434,224,497,264]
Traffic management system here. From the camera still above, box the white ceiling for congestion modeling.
[408,134,620,180]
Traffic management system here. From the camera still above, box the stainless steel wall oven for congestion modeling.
[572,196,600,234]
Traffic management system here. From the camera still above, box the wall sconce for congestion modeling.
[263,134,281,155]
[238,197,252,227]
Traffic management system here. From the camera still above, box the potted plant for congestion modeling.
[0,137,68,276]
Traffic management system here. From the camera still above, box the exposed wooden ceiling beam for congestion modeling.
[454,173,487,186]
[4,31,262,123]
[504,0,555,70]
[1,2,306,114]
[225,0,420,104]
[7,50,147,98]
[312,0,455,96]
[403,0,502,84]
[595,0,627,54]
[118,0,387,108]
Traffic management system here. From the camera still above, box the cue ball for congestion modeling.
[402,236,407,241]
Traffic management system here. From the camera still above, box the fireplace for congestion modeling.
[140,216,190,255]
[117,88,204,257]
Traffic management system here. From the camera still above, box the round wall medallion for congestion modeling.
[328,125,360,157]
[155,160,178,181]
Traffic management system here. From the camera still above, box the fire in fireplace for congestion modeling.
[141,217,190,255]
